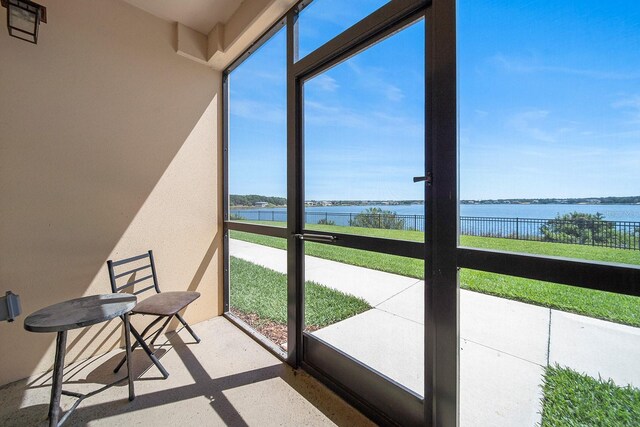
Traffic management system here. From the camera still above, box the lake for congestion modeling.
[232,203,640,222]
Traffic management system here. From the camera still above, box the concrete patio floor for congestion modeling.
[231,239,640,426]
[0,317,373,427]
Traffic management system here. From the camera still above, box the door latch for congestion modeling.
[413,171,432,186]
[293,233,337,243]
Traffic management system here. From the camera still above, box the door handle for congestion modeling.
[293,233,337,243]
[413,171,432,185]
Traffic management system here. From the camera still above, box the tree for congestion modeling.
[540,212,617,245]
[229,194,287,207]
[349,207,405,230]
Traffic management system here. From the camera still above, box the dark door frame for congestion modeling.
[285,1,437,425]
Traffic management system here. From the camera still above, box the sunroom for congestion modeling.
[1,1,639,426]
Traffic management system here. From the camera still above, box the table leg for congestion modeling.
[49,330,67,427]
[123,313,135,401]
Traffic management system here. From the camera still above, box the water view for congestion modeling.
[232,203,640,222]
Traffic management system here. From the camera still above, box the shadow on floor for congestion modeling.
[0,318,373,427]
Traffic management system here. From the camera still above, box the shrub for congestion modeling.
[317,218,336,226]
[540,212,619,245]
[349,207,405,230]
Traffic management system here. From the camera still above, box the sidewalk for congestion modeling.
[230,239,640,426]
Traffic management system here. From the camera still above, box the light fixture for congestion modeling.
[1,0,46,44]
[0,291,21,322]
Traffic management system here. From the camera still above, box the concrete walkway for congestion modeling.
[230,239,640,426]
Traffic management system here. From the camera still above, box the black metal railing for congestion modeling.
[460,216,640,250]
[229,210,640,250]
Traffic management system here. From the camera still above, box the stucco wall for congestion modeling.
[0,0,222,386]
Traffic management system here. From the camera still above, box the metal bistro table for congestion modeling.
[24,294,137,426]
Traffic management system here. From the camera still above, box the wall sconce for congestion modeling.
[1,0,47,44]
[0,291,22,322]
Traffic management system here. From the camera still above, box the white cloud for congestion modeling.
[507,109,556,143]
[490,53,640,80]
[304,100,423,138]
[308,75,339,92]
[385,85,404,102]
[229,99,285,123]
[612,95,640,124]
[346,61,405,102]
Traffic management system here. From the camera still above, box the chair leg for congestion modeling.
[113,339,139,374]
[137,316,166,343]
[149,316,173,346]
[115,319,169,379]
[114,316,165,374]
[175,313,201,343]
[129,325,169,379]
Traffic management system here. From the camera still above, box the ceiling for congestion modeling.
[122,0,244,34]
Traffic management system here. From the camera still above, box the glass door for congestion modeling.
[293,12,427,425]
[224,1,436,425]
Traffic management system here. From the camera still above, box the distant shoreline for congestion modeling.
[230,195,640,208]
[460,197,640,205]
[231,202,640,208]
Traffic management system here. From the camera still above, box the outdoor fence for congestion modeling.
[460,216,640,250]
[230,210,640,250]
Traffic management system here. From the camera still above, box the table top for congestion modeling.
[24,294,137,333]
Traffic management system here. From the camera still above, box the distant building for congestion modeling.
[254,202,268,208]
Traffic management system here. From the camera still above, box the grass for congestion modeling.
[230,224,640,327]
[235,220,640,265]
[230,256,371,328]
[230,229,425,278]
[541,365,640,426]
[461,270,640,327]
[465,235,640,265]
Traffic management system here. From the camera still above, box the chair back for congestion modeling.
[107,250,161,296]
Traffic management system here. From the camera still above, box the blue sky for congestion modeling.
[229,0,640,201]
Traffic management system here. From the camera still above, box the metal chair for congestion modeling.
[107,250,201,378]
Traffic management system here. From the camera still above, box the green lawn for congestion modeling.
[230,223,640,327]
[230,256,370,328]
[233,220,640,265]
[541,365,640,426]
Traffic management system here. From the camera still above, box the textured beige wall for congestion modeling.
[0,0,222,386]
[177,22,209,65]
[208,0,296,69]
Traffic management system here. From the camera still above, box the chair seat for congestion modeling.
[132,291,200,316]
